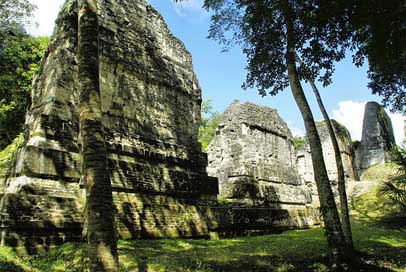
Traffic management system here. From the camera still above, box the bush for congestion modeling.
[378,146,406,214]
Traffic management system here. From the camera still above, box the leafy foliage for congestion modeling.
[348,0,406,113]
[311,0,406,113]
[0,0,35,31]
[198,99,221,151]
[204,0,351,96]
[293,136,306,150]
[378,146,406,213]
[0,29,49,149]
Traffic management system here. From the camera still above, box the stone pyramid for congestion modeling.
[0,0,218,253]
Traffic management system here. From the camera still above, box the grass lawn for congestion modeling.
[0,182,405,272]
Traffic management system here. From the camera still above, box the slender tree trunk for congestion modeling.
[280,0,349,267]
[296,55,354,249]
[77,0,119,271]
[309,79,354,248]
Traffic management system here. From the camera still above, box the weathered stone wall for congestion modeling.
[296,120,359,182]
[296,120,359,202]
[207,101,313,210]
[356,102,396,171]
[0,0,219,253]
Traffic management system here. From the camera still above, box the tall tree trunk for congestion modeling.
[280,0,349,266]
[77,0,119,271]
[296,55,354,249]
[309,79,354,248]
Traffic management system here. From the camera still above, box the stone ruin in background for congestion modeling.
[355,101,396,172]
[0,0,319,254]
[296,120,359,200]
[207,101,314,209]
[209,101,399,207]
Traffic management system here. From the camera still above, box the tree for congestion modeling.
[0,30,48,149]
[350,0,406,114]
[77,0,119,270]
[316,0,406,113]
[310,80,353,248]
[0,0,40,149]
[203,0,352,266]
[296,55,353,248]
[0,0,35,30]
[378,146,406,213]
[199,99,221,151]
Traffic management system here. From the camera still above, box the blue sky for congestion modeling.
[27,0,405,144]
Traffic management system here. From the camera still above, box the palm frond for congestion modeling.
[378,182,406,212]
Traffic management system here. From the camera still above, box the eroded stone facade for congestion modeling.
[297,120,359,183]
[356,102,396,171]
[0,0,219,253]
[296,120,359,203]
[207,101,314,210]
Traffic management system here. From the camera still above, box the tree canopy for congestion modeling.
[0,0,47,149]
[349,0,406,113]
[205,0,350,95]
[205,0,405,113]
[0,0,35,31]
[199,99,221,151]
[0,29,49,149]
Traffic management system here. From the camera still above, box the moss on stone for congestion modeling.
[361,163,399,182]
[0,134,23,178]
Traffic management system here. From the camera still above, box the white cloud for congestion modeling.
[170,0,208,20]
[332,100,405,146]
[388,112,405,146]
[287,120,305,137]
[26,0,208,36]
[26,0,65,36]
[332,100,366,141]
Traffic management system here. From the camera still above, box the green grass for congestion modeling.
[0,178,405,271]
[361,163,400,182]
[1,220,404,272]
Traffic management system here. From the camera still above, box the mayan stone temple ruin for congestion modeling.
[0,0,399,255]
[207,101,314,208]
[0,0,317,253]
[0,0,221,252]
[356,101,396,171]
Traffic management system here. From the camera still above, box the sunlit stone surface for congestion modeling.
[296,120,359,202]
[207,101,317,215]
[0,0,218,253]
[355,102,396,172]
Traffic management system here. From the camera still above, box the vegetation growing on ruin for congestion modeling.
[0,133,22,178]
[199,99,221,151]
[378,147,406,214]
[292,136,306,150]
[361,163,400,182]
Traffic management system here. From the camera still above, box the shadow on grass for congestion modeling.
[1,221,404,271]
[0,260,25,272]
[377,215,406,230]
[117,226,404,272]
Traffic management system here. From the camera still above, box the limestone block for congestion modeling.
[0,0,217,252]
[207,101,313,208]
[356,101,396,171]
[295,120,359,206]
